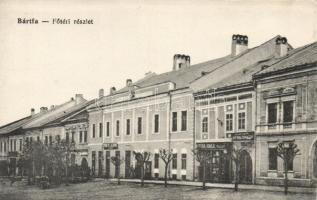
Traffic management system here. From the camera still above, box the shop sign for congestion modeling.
[230,132,254,142]
[103,143,118,150]
[196,142,229,150]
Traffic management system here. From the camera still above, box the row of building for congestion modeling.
[0,34,316,187]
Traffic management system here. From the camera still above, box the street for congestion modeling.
[0,179,315,200]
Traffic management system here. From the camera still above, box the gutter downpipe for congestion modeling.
[193,93,196,181]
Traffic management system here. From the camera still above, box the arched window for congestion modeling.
[202,117,208,133]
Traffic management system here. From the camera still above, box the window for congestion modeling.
[49,135,52,145]
[37,136,40,142]
[84,131,87,143]
[181,111,187,131]
[116,120,120,136]
[202,117,208,133]
[154,153,159,168]
[10,140,12,151]
[172,153,177,169]
[286,147,294,171]
[92,124,96,138]
[4,142,6,152]
[45,136,48,145]
[172,112,177,132]
[115,151,120,178]
[14,140,16,151]
[126,119,131,135]
[181,154,187,170]
[238,112,246,130]
[71,131,75,143]
[19,139,22,151]
[154,114,159,133]
[66,132,69,143]
[137,117,142,134]
[226,114,233,131]
[268,103,277,124]
[283,101,294,123]
[269,148,278,170]
[79,131,83,143]
[99,123,103,137]
[106,122,110,137]
[0,142,2,152]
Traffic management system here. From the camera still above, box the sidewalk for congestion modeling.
[106,178,316,194]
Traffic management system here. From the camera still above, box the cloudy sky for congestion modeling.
[0,0,316,126]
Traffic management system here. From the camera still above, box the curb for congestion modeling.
[105,178,316,194]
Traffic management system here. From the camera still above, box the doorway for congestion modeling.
[239,150,252,184]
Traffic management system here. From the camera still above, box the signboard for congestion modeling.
[196,142,230,150]
[103,143,118,150]
[229,132,254,142]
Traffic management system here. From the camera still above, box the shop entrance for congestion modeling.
[239,150,252,184]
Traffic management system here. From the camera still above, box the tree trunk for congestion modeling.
[141,164,144,187]
[284,160,288,195]
[234,162,239,192]
[202,161,206,190]
[164,165,168,187]
[65,163,68,186]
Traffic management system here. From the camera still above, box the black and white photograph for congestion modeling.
[0,0,316,199]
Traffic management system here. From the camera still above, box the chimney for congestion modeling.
[275,37,288,58]
[110,87,116,95]
[31,108,35,115]
[50,105,55,110]
[126,79,132,87]
[99,89,104,98]
[75,94,84,104]
[173,54,190,71]
[231,34,248,56]
[40,107,48,113]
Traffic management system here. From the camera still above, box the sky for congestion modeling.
[0,0,316,126]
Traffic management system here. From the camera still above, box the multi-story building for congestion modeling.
[0,94,92,175]
[253,40,317,186]
[85,34,284,181]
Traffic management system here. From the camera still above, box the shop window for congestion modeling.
[226,114,233,131]
[172,112,177,132]
[154,114,159,133]
[202,117,208,133]
[106,122,110,137]
[116,120,120,136]
[238,112,246,130]
[181,154,187,170]
[154,153,159,169]
[172,153,177,169]
[283,101,294,123]
[181,111,187,131]
[268,148,277,170]
[45,136,48,145]
[37,136,40,142]
[155,173,159,178]
[49,135,52,145]
[126,119,131,135]
[137,117,142,134]
[268,103,277,124]
[99,123,103,138]
[181,175,186,180]
[172,174,177,180]
[92,151,96,176]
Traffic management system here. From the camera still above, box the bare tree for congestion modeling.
[159,148,173,187]
[110,155,124,185]
[277,141,300,195]
[193,148,212,190]
[133,151,151,187]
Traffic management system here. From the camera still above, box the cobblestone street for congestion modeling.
[0,179,315,200]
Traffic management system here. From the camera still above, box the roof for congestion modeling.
[255,41,317,76]
[115,55,235,93]
[43,99,95,127]
[189,35,287,92]
[0,116,32,135]
[23,99,91,129]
